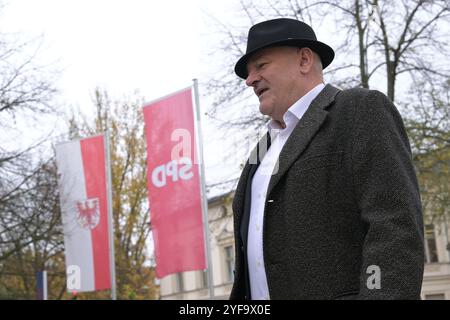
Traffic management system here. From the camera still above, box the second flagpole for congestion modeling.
[193,79,215,300]
[105,129,117,300]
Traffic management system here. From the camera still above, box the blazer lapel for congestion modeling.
[266,84,340,197]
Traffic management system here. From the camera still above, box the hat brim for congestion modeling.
[234,39,335,79]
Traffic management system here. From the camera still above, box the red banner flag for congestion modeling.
[55,135,112,292]
[143,88,206,278]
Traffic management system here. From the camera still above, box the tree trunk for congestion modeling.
[355,0,369,88]
[387,60,396,102]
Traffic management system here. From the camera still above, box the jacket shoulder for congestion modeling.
[333,87,394,113]
[337,87,388,101]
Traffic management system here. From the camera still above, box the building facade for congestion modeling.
[159,192,450,300]
[421,221,450,299]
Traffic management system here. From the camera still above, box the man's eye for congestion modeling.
[258,62,268,68]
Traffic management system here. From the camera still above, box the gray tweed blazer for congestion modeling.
[230,84,424,300]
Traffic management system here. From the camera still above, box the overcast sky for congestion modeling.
[1,0,216,106]
[0,0,245,188]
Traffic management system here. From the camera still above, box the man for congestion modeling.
[230,18,424,300]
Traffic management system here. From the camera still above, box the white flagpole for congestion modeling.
[43,271,48,300]
[193,79,215,300]
[105,130,117,300]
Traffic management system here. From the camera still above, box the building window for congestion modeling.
[425,224,438,263]
[224,245,235,282]
[176,273,184,293]
[199,270,208,288]
[425,293,446,300]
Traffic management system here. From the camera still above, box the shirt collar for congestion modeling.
[267,83,326,132]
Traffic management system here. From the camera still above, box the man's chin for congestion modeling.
[259,103,272,116]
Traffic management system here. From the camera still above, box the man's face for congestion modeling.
[245,46,303,122]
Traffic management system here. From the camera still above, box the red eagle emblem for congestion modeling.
[75,198,100,230]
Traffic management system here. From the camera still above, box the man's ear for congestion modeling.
[298,48,314,73]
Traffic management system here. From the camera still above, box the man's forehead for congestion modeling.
[247,46,298,64]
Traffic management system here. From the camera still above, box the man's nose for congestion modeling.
[245,70,260,87]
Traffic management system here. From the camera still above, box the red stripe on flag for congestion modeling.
[80,135,111,290]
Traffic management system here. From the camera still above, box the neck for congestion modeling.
[271,81,324,127]
[278,120,286,129]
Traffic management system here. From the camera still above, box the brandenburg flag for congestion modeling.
[55,134,112,293]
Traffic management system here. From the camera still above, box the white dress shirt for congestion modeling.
[247,83,325,300]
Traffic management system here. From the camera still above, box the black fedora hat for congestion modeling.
[234,18,335,79]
